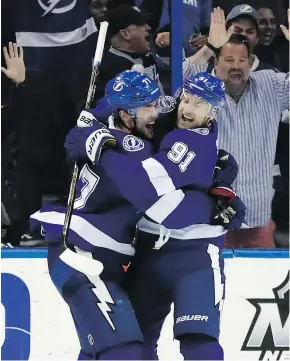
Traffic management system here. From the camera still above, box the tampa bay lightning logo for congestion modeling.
[157,96,176,114]
[38,0,77,17]
[113,82,125,92]
[123,135,144,152]
[240,4,253,13]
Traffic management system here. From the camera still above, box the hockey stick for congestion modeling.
[60,22,109,265]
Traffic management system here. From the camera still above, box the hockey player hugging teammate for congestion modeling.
[31,71,246,360]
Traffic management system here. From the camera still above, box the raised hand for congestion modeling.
[1,42,25,83]
[280,9,289,41]
[208,7,234,49]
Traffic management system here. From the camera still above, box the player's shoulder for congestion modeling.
[160,126,215,149]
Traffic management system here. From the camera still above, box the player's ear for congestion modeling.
[119,110,134,129]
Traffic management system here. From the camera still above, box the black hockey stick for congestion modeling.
[61,21,109,255]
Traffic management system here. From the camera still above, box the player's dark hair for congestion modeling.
[113,111,123,127]
[216,34,252,59]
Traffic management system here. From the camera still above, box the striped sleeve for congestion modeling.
[274,72,289,112]
[99,149,177,214]
[99,148,213,224]
[182,60,208,81]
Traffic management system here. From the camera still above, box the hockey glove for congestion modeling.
[211,196,246,230]
[214,149,239,187]
[64,111,116,164]
[210,184,246,230]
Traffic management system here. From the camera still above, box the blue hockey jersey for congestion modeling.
[99,124,219,230]
[30,118,222,259]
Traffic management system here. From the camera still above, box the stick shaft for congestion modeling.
[62,21,109,245]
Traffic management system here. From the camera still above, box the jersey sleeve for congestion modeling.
[99,127,218,223]
[99,149,165,212]
[100,149,216,226]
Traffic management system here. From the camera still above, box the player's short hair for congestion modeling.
[216,34,252,59]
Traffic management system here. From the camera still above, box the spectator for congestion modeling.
[255,6,289,72]
[183,7,289,248]
[225,4,289,248]
[90,0,109,23]
[3,0,98,243]
[93,5,166,102]
[258,7,277,46]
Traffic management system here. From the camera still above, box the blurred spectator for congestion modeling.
[183,7,289,248]
[90,0,109,23]
[93,5,166,102]
[258,7,277,46]
[255,6,289,72]
[2,0,98,243]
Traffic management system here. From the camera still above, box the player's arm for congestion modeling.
[65,122,217,206]
[99,130,215,211]
[96,129,216,208]
[99,150,221,226]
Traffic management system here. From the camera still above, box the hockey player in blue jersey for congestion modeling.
[30,71,234,360]
[102,74,244,361]
[64,72,246,360]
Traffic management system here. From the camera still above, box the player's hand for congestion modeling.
[211,196,246,230]
[1,42,26,84]
[280,9,290,41]
[208,7,234,49]
[214,149,239,187]
[64,120,116,164]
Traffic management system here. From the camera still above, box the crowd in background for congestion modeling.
[1,0,289,248]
